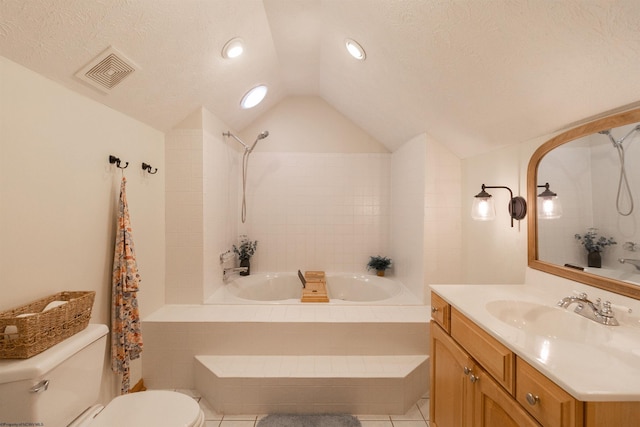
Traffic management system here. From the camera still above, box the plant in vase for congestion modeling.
[232,235,258,276]
[367,255,392,276]
[574,228,616,268]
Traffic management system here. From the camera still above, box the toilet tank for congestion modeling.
[0,324,109,426]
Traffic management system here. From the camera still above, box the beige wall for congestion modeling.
[461,133,557,284]
[239,96,389,153]
[0,56,165,399]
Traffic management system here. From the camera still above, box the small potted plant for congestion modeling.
[367,255,392,276]
[233,235,258,276]
[574,228,616,268]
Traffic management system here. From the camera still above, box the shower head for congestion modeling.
[248,130,269,152]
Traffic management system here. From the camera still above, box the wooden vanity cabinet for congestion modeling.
[430,291,640,427]
[431,321,540,427]
[431,291,451,332]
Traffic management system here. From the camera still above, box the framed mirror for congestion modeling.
[528,107,640,300]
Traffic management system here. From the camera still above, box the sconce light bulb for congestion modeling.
[471,194,496,221]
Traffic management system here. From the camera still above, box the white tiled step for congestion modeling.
[194,354,430,415]
[196,355,427,378]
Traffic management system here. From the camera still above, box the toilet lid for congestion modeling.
[90,390,203,427]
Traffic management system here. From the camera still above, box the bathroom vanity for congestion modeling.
[429,285,640,427]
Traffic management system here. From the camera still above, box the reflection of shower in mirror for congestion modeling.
[598,125,640,216]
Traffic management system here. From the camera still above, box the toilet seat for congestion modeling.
[76,390,204,427]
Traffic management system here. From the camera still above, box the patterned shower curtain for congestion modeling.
[111,176,143,395]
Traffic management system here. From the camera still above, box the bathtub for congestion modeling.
[205,272,423,305]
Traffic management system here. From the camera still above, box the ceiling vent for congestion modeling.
[75,46,138,93]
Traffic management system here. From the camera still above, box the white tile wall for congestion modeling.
[166,129,205,303]
[240,153,391,274]
[166,128,462,304]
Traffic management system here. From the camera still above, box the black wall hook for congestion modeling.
[109,155,128,169]
[142,162,158,174]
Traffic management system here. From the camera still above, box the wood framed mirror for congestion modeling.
[528,107,640,300]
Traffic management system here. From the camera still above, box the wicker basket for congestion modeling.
[0,291,95,359]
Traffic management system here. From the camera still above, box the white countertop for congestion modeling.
[430,283,640,401]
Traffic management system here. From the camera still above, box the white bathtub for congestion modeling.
[205,272,423,305]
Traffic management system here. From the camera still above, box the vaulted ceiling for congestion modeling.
[1,0,639,158]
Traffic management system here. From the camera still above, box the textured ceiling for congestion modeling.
[1,0,640,158]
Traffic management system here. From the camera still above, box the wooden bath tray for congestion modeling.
[301,271,329,303]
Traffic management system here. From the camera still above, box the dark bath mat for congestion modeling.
[256,413,361,427]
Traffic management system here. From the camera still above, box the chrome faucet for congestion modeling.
[557,292,619,326]
[619,258,640,271]
[223,267,248,282]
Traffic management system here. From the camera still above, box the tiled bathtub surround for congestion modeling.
[241,152,391,274]
[142,304,430,399]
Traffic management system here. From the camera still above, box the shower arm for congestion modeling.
[223,131,250,151]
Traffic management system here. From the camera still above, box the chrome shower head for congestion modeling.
[248,130,269,152]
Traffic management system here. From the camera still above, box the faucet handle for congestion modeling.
[600,300,613,316]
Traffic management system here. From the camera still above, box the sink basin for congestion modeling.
[485,300,609,342]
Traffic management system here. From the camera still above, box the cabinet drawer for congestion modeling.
[430,292,451,332]
[450,307,514,394]
[516,358,582,427]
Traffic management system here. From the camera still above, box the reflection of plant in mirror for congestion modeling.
[575,228,617,253]
[233,235,258,260]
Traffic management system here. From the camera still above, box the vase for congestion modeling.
[240,258,250,276]
[587,251,601,268]
[376,270,385,277]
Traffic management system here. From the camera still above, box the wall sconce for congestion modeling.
[472,184,527,227]
[537,182,562,219]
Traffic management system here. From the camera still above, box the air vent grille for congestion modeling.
[76,46,138,93]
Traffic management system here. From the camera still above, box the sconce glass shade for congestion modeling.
[471,189,496,221]
[537,183,562,219]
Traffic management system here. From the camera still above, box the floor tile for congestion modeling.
[357,414,392,421]
[199,398,224,421]
[390,404,423,421]
[360,421,393,427]
[219,421,256,427]
[222,414,258,421]
[417,398,430,420]
[391,421,429,427]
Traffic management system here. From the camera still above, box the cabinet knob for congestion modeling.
[525,392,539,406]
[463,366,471,375]
[431,307,439,313]
[470,374,479,383]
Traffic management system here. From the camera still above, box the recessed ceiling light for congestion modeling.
[241,85,268,109]
[345,38,366,60]
[222,38,244,59]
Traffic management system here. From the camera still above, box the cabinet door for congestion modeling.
[431,322,475,427]
[474,363,542,427]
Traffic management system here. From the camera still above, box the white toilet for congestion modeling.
[0,324,204,426]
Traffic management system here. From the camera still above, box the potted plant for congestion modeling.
[574,228,616,268]
[233,235,258,276]
[367,255,392,276]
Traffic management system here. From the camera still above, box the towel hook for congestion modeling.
[141,162,158,174]
[109,155,129,169]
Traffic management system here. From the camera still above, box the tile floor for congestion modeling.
[173,389,431,427]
